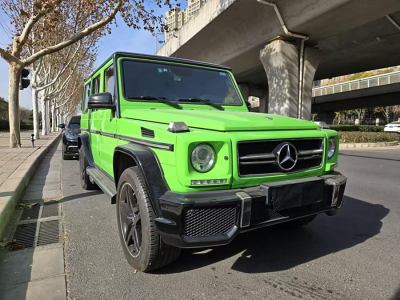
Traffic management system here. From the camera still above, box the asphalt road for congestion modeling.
[60,147,400,300]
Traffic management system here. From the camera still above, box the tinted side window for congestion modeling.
[82,83,91,112]
[92,76,100,94]
[105,66,115,96]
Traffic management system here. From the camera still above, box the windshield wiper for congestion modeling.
[128,96,182,109]
[176,98,224,110]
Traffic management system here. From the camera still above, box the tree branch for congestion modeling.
[16,10,46,52]
[23,0,123,65]
[0,47,23,65]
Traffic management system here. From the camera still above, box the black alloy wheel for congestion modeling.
[118,182,142,257]
[116,167,180,272]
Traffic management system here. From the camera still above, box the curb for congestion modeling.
[0,134,61,240]
[339,141,399,149]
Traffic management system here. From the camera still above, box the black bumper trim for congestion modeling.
[156,172,347,248]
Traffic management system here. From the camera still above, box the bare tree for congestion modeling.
[0,0,175,147]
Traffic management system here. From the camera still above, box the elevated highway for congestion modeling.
[157,0,400,119]
[312,71,400,112]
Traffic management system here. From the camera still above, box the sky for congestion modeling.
[0,2,184,109]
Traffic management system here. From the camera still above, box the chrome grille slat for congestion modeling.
[298,149,323,156]
[238,138,324,176]
[240,160,275,165]
[239,153,275,161]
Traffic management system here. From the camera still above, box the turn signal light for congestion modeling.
[191,179,227,185]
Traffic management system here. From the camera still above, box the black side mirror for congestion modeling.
[88,92,114,109]
[58,123,65,129]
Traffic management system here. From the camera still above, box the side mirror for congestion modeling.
[58,123,65,129]
[88,92,114,109]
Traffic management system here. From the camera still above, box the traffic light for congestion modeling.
[20,68,30,90]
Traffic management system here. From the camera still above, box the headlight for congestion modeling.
[191,144,215,172]
[328,137,336,159]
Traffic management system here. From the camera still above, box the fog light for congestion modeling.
[191,179,227,185]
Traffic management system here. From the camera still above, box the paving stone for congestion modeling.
[26,184,61,193]
[0,275,66,300]
[0,245,65,288]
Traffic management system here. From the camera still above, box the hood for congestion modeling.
[65,128,80,139]
[124,109,319,131]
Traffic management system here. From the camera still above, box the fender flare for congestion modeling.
[113,143,169,216]
[78,132,94,166]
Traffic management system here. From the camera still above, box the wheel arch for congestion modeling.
[78,132,94,166]
[113,144,169,215]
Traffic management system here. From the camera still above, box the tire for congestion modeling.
[79,147,97,190]
[284,215,317,228]
[116,167,180,272]
[62,152,68,160]
[62,144,68,160]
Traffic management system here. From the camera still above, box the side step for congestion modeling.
[86,166,117,199]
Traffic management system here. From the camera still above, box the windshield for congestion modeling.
[68,123,80,130]
[122,60,243,106]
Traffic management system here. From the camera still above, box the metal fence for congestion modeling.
[312,71,400,97]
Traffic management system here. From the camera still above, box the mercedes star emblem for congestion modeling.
[274,142,298,171]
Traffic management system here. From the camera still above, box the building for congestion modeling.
[164,8,186,40]
[164,1,207,41]
[187,0,207,19]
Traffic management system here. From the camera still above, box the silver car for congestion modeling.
[384,121,400,133]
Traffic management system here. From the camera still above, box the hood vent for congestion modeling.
[141,127,155,138]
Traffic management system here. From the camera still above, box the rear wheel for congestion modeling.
[79,147,97,190]
[116,167,180,272]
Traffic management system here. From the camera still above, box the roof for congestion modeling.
[85,52,231,82]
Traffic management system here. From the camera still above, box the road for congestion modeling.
[60,146,400,300]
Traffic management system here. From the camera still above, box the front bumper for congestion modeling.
[63,139,79,154]
[155,172,346,248]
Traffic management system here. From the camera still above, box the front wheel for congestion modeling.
[116,167,180,272]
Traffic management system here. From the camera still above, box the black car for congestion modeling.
[59,116,80,160]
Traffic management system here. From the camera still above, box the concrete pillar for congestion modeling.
[260,39,321,119]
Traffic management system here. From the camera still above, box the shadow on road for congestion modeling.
[59,190,103,203]
[340,152,400,162]
[156,196,389,274]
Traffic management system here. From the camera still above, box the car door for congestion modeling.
[89,74,102,165]
[96,64,119,177]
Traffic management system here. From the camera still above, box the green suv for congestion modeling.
[79,52,347,272]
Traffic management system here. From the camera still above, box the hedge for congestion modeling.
[0,119,33,131]
[339,131,398,143]
[330,125,384,132]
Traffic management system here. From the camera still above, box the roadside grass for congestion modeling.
[339,131,399,143]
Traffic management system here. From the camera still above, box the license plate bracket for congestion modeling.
[260,178,324,211]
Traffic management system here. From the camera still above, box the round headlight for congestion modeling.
[191,144,215,172]
[328,137,336,159]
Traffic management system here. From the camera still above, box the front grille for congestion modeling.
[238,138,324,176]
[183,206,238,237]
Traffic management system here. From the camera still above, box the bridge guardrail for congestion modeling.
[312,71,400,97]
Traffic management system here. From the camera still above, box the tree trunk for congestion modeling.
[8,64,21,148]
[51,104,56,132]
[41,99,47,135]
[32,88,40,139]
[46,101,50,133]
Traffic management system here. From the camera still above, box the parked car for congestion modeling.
[384,121,400,133]
[59,116,81,160]
[79,52,347,272]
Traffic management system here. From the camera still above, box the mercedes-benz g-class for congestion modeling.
[79,52,346,272]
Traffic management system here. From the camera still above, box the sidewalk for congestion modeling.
[0,141,65,300]
[0,131,61,240]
